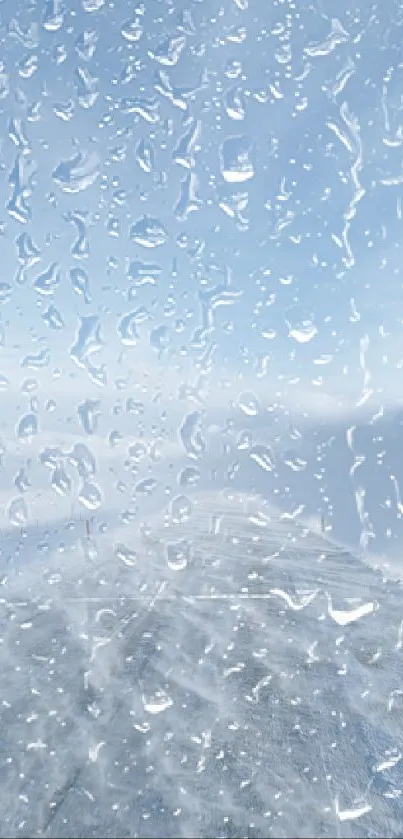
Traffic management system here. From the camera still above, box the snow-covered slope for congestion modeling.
[1,491,403,838]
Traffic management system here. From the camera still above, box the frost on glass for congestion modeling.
[1,0,403,836]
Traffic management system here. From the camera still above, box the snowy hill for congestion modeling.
[1,490,403,838]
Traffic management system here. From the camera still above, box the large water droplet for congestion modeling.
[53,150,100,193]
[130,216,168,248]
[17,412,38,441]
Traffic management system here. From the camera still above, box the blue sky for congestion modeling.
[0,0,403,556]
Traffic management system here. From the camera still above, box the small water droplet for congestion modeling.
[166,538,191,571]
[170,494,192,523]
[8,496,28,527]
[115,543,137,566]
[236,392,259,417]
[78,480,102,511]
[142,690,173,715]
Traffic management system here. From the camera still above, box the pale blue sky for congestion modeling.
[0,0,402,555]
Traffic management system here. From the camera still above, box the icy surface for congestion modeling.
[1,491,403,838]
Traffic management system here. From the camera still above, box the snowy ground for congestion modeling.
[1,490,403,838]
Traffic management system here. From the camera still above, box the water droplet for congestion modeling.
[75,29,98,61]
[8,496,28,527]
[288,323,318,344]
[166,538,191,571]
[75,66,99,109]
[118,311,139,346]
[17,412,38,441]
[65,210,90,259]
[149,34,186,67]
[172,118,201,169]
[121,17,143,42]
[150,325,170,353]
[43,304,64,329]
[33,262,61,295]
[51,466,72,496]
[43,0,64,31]
[130,217,168,248]
[170,494,192,523]
[220,135,254,183]
[78,399,101,434]
[68,442,96,479]
[15,467,30,492]
[16,232,41,268]
[0,283,12,303]
[53,150,100,193]
[115,543,137,566]
[305,18,349,58]
[70,315,105,382]
[179,466,200,486]
[236,392,259,417]
[179,411,206,459]
[69,266,91,302]
[40,445,62,470]
[78,480,102,511]
[82,0,105,12]
[224,86,245,121]
[22,349,50,369]
[142,690,173,715]
[237,430,253,450]
[135,138,154,173]
[135,478,158,496]
[127,259,162,287]
[250,444,275,472]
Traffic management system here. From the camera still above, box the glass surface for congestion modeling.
[1,0,403,836]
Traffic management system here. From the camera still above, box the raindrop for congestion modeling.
[8,496,28,527]
[17,412,38,441]
[179,411,206,459]
[33,262,61,295]
[220,135,254,183]
[166,538,192,571]
[115,544,137,566]
[142,690,173,715]
[170,494,192,523]
[130,217,168,248]
[70,266,91,302]
[78,399,101,434]
[51,465,72,496]
[135,138,154,173]
[250,444,275,472]
[53,151,100,193]
[118,312,140,346]
[78,480,103,511]
[236,392,259,417]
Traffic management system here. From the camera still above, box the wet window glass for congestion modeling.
[1,1,403,837]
